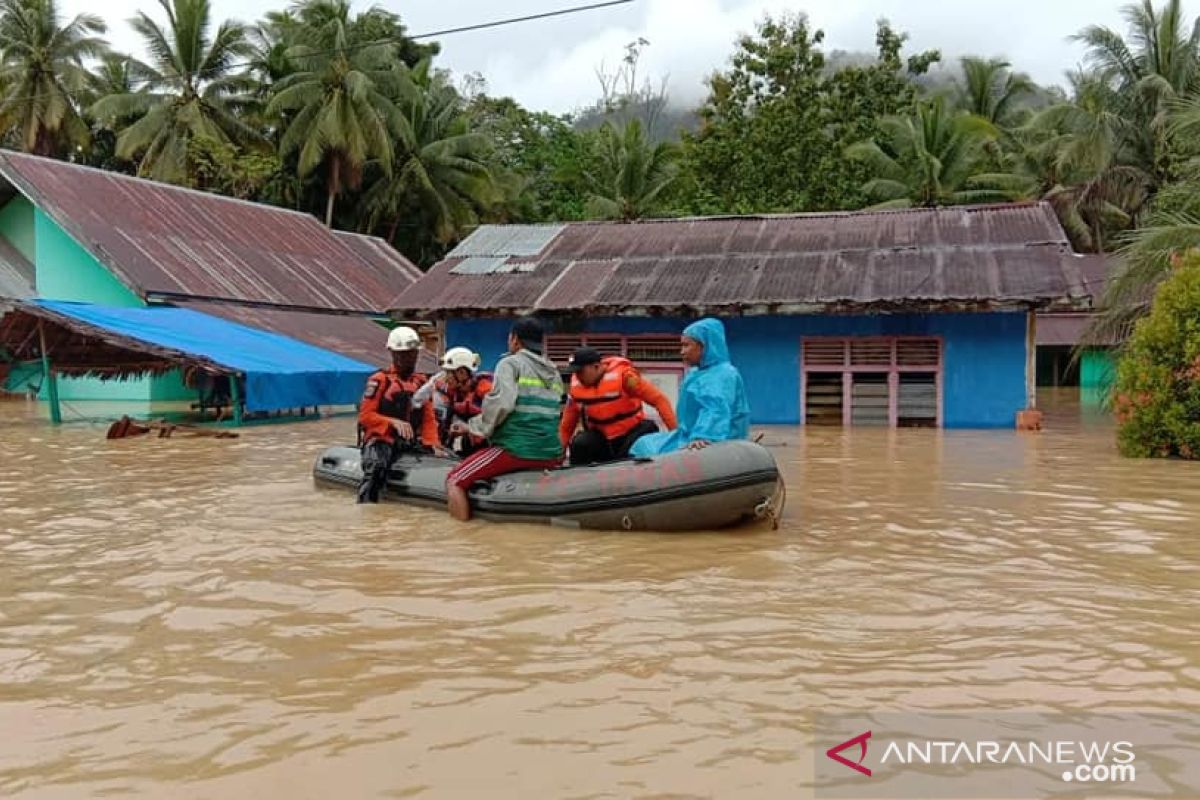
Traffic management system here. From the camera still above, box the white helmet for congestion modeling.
[386,326,421,352]
[441,346,481,372]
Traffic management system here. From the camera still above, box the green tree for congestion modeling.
[0,0,105,157]
[846,96,1031,208]
[583,118,678,221]
[185,135,283,200]
[361,67,494,249]
[1020,71,1151,252]
[79,53,140,171]
[1112,250,1200,458]
[680,16,938,214]
[466,93,592,221]
[955,57,1035,126]
[1073,0,1200,186]
[90,0,261,183]
[267,0,411,227]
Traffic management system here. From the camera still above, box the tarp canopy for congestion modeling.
[33,300,376,412]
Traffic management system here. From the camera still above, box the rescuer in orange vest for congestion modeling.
[357,326,435,503]
[416,347,494,457]
[559,346,678,466]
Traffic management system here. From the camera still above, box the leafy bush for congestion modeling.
[1114,251,1200,458]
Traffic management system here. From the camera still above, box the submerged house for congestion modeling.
[390,203,1090,429]
[0,150,423,412]
[1035,253,1117,391]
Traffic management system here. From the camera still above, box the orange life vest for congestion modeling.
[359,368,427,445]
[568,356,645,440]
[430,372,493,444]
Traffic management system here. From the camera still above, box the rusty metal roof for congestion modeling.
[0,151,419,313]
[390,203,1091,318]
[1035,254,1114,345]
[171,300,439,373]
[334,231,424,285]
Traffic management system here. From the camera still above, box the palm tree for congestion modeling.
[846,97,1032,208]
[361,67,494,244]
[583,119,678,221]
[956,57,1035,126]
[1072,0,1200,185]
[1018,72,1151,251]
[0,0,105,157]
[267,0,410,227]
[90,0,260,183]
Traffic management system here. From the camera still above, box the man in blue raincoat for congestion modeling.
[629,318,750,456]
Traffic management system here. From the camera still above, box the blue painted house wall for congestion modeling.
[445,311,1029,428]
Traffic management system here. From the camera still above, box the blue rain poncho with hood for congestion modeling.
[629,318,750,456]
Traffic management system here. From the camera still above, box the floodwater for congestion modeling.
[0,390,1197,799]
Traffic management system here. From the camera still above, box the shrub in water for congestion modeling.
[1114,251,1200,458]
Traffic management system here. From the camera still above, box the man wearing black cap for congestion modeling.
[559,346,678,466]
[444,317,565,520]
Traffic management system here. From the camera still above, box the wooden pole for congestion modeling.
[37,321,61,424]
[230,373,243,426]
[1026,311,1037,410]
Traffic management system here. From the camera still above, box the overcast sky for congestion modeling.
[61,0,1158,113]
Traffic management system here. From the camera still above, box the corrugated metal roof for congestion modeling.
[447,224,564,257]
[391,203,1091,317]
[1033,254,1116,346]
[171,300,439,373]
[0,236,33,299]
[0,151,420,313]
[334,231,424,285]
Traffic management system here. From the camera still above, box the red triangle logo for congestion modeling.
[827,730,872,777]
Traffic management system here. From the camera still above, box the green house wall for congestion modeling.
[1081,349,1116,389]
[0,197,195,406]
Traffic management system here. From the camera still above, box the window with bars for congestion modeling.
[801,337,943,428]
[545,333,684,411]
[544,333,680,365]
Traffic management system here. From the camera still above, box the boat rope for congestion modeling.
[772,476,787,530]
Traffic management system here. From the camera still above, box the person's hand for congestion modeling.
[448,420,470,436]
[392,419,414,440]
[686,439,709,450]
[432,444,455,458]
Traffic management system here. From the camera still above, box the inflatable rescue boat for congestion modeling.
[312,440,784,531]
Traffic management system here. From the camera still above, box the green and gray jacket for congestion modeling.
[467,348,564,460]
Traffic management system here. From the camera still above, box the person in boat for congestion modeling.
[559,346,678,465]
[444,318,564,521]
[415,346,494,457]
[357,326,436,503]
[629,318,750,456]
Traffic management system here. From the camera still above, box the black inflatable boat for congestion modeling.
[313,440,784,531]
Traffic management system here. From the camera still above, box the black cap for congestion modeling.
[568,347,602,371]
[511,317,544,352]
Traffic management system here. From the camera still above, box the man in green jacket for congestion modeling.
[445,318,564,521]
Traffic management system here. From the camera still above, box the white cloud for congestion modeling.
[60,0,1150,113]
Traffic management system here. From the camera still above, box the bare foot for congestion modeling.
[447,484,472,521]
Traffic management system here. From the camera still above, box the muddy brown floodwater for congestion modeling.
[1,390,1197,798]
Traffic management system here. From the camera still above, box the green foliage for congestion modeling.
[583,119,678,221]
[955,57,1036,125]
[185,136,282,199]
[0,0,106,157]
[847,96,1032,208]
[467,95,592,222]
[361,66,494,257]
[1113,251,1200,458]
[90,0,261,183]
[267,0,413,226]
[680,16,939,214]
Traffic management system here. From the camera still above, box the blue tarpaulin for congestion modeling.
[34,299,377,412]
